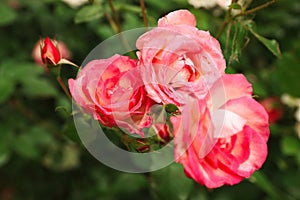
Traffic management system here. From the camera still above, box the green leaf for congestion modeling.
[75,5,103,23]
[14,135,41,159]
[110,174,148,196]
[13,127,54,159]
[62,120,82,144]
[165,103,179,113]
[0,124,13,166]
[22,77,58,97]
[229,3,242,10]
[151,163,194,200]
[249,171,282,200]
[114,3,141,13]
[227,23,248,65]
[274,53,300,96]
[0,4,17,26]
[0,61,43,82]
[0,78,15,103]
[281,136,300,156]
[0,61,57,98]
[246,22,281,57]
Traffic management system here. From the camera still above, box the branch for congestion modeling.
[234,0,276,18]
[108,0,121,33]
[139,0,148,28]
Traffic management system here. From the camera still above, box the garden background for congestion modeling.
[0,0,300,199]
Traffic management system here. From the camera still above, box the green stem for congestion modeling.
[234,0,276,18]
[57,76,72,100]
[216,0,277,38]
[216,0,237,38]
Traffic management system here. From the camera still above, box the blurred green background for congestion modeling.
[0,0,300,199]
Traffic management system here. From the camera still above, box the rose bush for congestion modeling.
[69,9,270,189]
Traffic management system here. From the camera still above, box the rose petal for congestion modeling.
[210,74,253,110]
[158,9,197,27]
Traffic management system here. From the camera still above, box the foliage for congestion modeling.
[0,0,300,199]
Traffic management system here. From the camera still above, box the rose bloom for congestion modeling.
[171,74,270,188]
[32,38,71,66]
[136,10,226,106]
[68,54,154,136]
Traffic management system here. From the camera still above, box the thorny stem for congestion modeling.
[216,0,277,38]
[139,0,148,28]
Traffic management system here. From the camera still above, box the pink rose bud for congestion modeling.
[260,97,283,124]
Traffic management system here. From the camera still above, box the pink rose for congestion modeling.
[172,74,269,188]
[136,10,226,105]
[68,54,154,136]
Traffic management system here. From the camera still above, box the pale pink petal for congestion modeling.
[223,97,270,141]
[210,74,253,110]
[212,109,247,139]
[158,10,197,27]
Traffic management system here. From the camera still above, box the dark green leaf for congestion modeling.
[227,23,248,65]
[0,61,43,82]
[14,135,41,159]
[13,127,54,159]
[274,53,300,96]
[0,78,15,103]
[0,4,17,26]
[229,3,242,10]
[246,22,281,57]
[22,77,58,97]
[249,171,282,200]
[75,5,103,23]
[115,3,141,13]
[0,124,13,166]
[62,120,82,143]
[281,136,300,156]
[110,174,147,196]
[151,163,194,200]
[165,103,179,113]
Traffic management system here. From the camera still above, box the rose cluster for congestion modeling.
[69,10,269,188]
